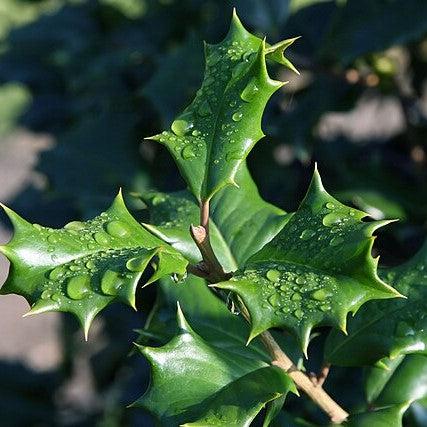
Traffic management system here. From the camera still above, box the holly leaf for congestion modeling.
[324,241,427,366]
[345,354,427,427]
[141,162,291,272]
[148,10,297,202]
[0,192,188,337]
[133,305,296,426]
[214,168,401,353]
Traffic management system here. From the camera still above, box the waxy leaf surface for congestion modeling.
[325,241,427,366]
[346,354,427,427]
[0,193,188,336]
[149,11,297,201]
[134,306,296,426]
[215,169,400,352]
[141,163,291,272]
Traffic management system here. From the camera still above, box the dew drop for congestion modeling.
[65,221,85,231]
[49,266,65,280]
[93,231,110,246]
[66,275,91,300]
[291,292,302,301]
[296,276,305,285]
[266,269,280,282]
[51,292,61,302]
[294,309,304,320]
[47,234,58,244]
[326,202,335,210]
[232,111,243,122]
[198,100,212,117]
[181,145,196,160]
[126,256,148,272]
[268,293,280,307]
[240,78,259,102]
[171,116,193,136]
[101,270,122,296]
[322,212,343,227]
[86,260,96,270]
[106,221,130,238]
[192,129,201,137]
[311,289,329,301]
[41,290,51,300]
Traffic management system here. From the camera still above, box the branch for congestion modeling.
[190,198,349,424]
[260,331,347,423]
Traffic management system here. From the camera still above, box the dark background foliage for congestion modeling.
[0,0,426,425]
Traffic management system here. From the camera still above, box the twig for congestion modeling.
[190,198,349,424]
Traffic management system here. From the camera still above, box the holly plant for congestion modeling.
[1,10,425,427]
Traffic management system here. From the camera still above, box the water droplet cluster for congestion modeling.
[238,262,338,323]
[157,38,262,167]
[38,247,153,307]
[268,200,363,271]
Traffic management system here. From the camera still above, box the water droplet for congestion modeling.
[198,100,212,117]
[65,221,85,231]
[268,293,280,307]
[192,129,201,137]
[232,111,243,122]
[300,229,315,240]
[86,260,96,270]
[51,292,61,302]
[330,236,344,247]
[241,78,259,102]
[106,221,130,238]
[171,116,193,136]
[181,145,196,160]
[296,276,305,285]
[67,275,91,300]
[294,309,304,320]
[266,269,280,282]
[395,321,415,337]
[93,231,110,246]
[47,234,58,244]
[126,256,148,272]
[291,292,302,301]
[322,212,343,227]
[101,270,122,296]
[311,289,329,301]
[326,202,335,210]
[49,266,65,280]
[41,290,51,300]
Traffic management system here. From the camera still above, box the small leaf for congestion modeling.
[134,305,296,426]
[325,241,427,366]
[0,192,188,337]
[215,168,401,353]
[148,11,297,202]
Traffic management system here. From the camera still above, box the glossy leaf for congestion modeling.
[141,163,291,271]
[0,192,188,337]
[134,306,296,426]
[148,10,297,202]
[325,241,427,366]
[347,354,427,427]
[215,168,401,353]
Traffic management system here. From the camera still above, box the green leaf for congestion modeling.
[325,241,427,366]
[141,163,291,272]
[214,168,401,353]
[138,275,301,364]
[346,354,427,427]
[0,192,188,337]
[134,305,296,426]
[148,10,297,202]
[346,404,409,427]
